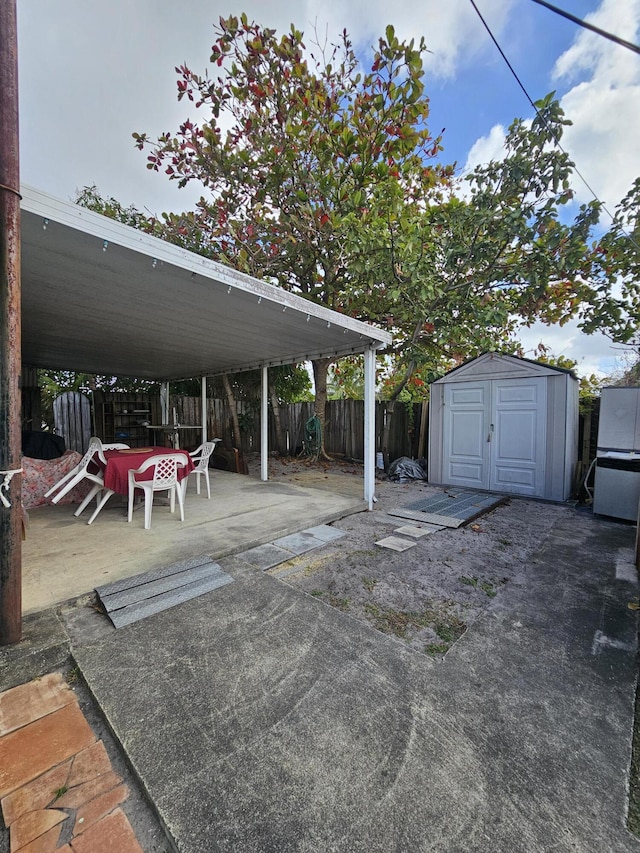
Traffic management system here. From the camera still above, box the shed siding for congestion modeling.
[429,353,578,501]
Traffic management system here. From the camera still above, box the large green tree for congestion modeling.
[134,15,451,456]
[344,93,639,452]
[134,16,638,458]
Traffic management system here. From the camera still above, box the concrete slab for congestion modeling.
[22,472,364,613]
[237,543,295,571]
[0,611,71,692]
[393,525,440,538]
[72,510,640,852]
[375,535,417,551]
[272,524,347,555]
[96,560,223,609]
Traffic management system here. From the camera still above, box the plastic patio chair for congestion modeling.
[73,442,130,525]
[44,436,104,504]
[127,453,188,530]
[186,439,221,499]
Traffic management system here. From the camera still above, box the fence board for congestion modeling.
[53,391,91,453]
[171,396,424,461]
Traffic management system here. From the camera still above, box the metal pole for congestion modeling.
[363,346,376,510]
[160,381,169,424]
[200,376,207,444]
[0,0,22,645]
[260,366,268,481]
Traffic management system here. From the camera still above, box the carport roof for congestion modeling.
[20,186,392,381]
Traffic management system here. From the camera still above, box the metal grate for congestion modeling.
[393,489,506,527]
[404,490,499,517]
[96,555,233,628]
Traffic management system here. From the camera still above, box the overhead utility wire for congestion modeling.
[530,0,640,56]
[468,0,537,112]
[467,0,637,248]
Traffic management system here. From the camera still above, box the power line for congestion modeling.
[530,0,640,56]
[467,0,636,246]
[468,0,537,112]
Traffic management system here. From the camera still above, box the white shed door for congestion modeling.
[489,378,546,496]
[443,378,546,497]
[443,381,491,489]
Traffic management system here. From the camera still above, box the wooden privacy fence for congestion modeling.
[56,390,600,472]
[172,396,429,461]
[53,391,92,454]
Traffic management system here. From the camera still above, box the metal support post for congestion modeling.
[261,366,268,481]
[363,346,377,510]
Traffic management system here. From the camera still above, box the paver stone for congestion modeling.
[0,703,95,798]
[73,784,129,835]
[0,674,74,737]
[13,823,64,853]
[1,761,71,826]
[69,808,143,853]
[66,742,111,788]
[9,807,66,851]
[55,771,122,809]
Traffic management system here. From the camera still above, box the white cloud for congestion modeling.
[458,0,640,210]
[553,0,640,209]
[461,123,507,176]
[517,320,620,380]
[314,0,513,78]
[553,0,640,84]
[17,0,515,214]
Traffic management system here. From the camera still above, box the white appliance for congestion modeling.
[593,387,640,521]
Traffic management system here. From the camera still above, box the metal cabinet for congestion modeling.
[593,387,640,520]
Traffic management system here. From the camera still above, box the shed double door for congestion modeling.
[442,378,547,496]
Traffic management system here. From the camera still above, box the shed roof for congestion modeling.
[431,352,578,384]
[20,186,392,381]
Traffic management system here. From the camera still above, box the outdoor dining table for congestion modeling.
[102,447,194,495]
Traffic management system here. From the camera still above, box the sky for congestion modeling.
[16,0,640,380]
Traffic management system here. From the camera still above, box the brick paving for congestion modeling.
[0,673,143,853]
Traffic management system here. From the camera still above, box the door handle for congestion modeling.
[487,423,494,442]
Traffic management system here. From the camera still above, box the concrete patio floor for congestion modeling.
[4,469,640,852]
[22,469,365,614]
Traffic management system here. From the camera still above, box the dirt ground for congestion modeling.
[246,453,569,656]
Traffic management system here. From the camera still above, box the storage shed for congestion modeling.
[428,353,579,501]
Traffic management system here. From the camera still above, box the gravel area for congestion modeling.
[249,453,571,656]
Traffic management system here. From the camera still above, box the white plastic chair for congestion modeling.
[127,453,188,529]
[73,443,130,525]
[44,436,104,504]
[186,439,221,499]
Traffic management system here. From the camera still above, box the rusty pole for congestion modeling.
[0,0,22,645]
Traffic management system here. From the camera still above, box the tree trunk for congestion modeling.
[381,399,396,470]
[312,357,333,461]
[222,373,242,449]
[379,352,418,467]
[268,375,287,456]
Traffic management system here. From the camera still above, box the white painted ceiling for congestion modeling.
[20,187,392,381]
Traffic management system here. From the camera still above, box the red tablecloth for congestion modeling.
[102,448,194,495]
